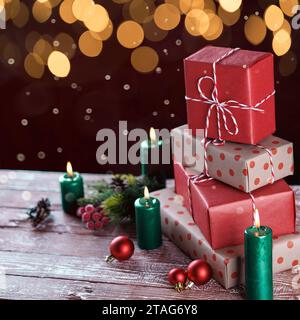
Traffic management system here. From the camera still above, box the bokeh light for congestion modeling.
[91,20,114,41]
[131,46,159,73]
[264,5,284,31]
[179,0,204,14]
[117,20,144,48]
[219,0,242,13]
[72,0,93,21]
[59,0,77,24]
[82,4,109,33]
[272,29,291,56]
[244,15,267,45]
[47,51,71,77]
[53,33,76,59]
[12,2,29,28]
[273,19,291,35]
[218,5,241,26]
[279,0,299,17]
[154,3,181,31]
[203,12,223,41]
[79,31,103,57]
[129,0,155,23]
[184,9,209,36]
[24,53,45,79]
[33,38,53,64]
[279,51,297,76]
[32,0,52,23]
[143,19,168,41]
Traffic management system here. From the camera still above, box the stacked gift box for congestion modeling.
[153,46,300,289]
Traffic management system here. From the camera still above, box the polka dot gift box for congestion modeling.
[152,187,300,289]
[184,46,275,145]
[204,133,292,193]
[174,161,295,250]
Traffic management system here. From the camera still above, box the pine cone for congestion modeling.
[111,175,127,192]
[27,198,51,227]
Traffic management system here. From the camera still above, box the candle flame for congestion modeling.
[144,186,150,200]
[254,209,260,229]
[66,161,74,178]
[149,127,156,143]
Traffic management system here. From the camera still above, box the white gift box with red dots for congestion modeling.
[152,188,300,289]
[171,124,294,193]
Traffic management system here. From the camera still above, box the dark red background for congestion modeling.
[0,1,299,184]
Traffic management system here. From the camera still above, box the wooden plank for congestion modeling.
[0,275,242,300]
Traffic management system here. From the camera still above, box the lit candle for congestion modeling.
[59,162,84,215]
[134,186,162,250]
[244,209,273,300]
[140,127,166,187]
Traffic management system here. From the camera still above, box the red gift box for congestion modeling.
[174,161,295,249]
[184,46,275,145]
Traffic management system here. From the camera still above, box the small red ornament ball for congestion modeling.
[109,236,134,261]
[168,268,187,289]
[187,259,212,286]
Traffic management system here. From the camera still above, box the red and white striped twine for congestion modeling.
[255,144,275,184]
[185,47,275,177]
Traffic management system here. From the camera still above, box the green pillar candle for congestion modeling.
[244,209,273,300]
[141,128,166,187]
[59,162,84,215]
[134,187,162,250]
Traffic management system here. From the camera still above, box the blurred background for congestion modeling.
[0,0,299,184]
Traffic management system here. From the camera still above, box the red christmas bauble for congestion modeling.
[108,236,134,261]
[187,259,212,286]
[168,268,187,292]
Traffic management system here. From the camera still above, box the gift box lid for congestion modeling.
[185,45,272,68]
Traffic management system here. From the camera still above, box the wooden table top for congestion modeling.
[0,170,299,300]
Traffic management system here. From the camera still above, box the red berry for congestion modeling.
[86,221,95,230]
[92,212,101,221]
[76,207,85,217]
[82,212,91,222]
[85,204,95,213]
[102,217,110,226]
[96,207,104,213]
[95,221,103,229]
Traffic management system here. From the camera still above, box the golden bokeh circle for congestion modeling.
[279,51,297,76]
[83,4,110,33]
[59,0,77,24]
[91,20,114,41]
[47,50,71,77]
[129,0,156,23]
[54,33,76,59]
[154,3,181,31]
[24,53,45,79]
[117,20,144,48]
[25,31,41,52]
[4,0,21,20]
[264,5,284,31]
[79,31,103,57]
[179,0,204,14]
[272,29,291,56]
[273,19,291,35]
[218,5,240,26]
[244,15,267,45]
[32,0,52,23]
[184,9,209,36]
[219,0,242,13]
[203,13,223,40]
[12,2,29,28]
[131,46,159,73]
[72,0,93,21]
[143,19,168,41]
[279,0,299,17]
[33,38,53,64]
